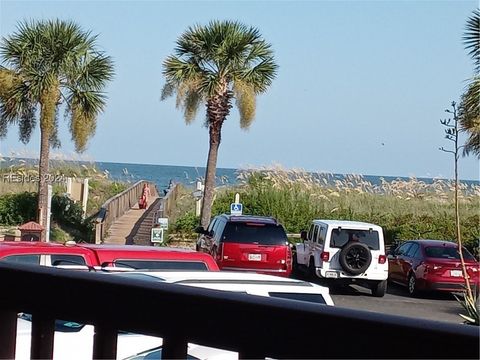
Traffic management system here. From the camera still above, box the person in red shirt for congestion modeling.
[140,183,150,209]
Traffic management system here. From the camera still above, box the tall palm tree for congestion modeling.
[162,20,277,228]
[459,9,479,158]
[0,19,114,235]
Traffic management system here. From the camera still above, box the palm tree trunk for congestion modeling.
[200,87,232,228]
[37,87,57,240]
[200,125,221,229]
[37,127,50,239]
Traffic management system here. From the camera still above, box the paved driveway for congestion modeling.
[328,281,465,324]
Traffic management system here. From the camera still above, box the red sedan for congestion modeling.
[388,239,479,296]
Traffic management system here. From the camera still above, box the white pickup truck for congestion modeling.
[293,219,389,297]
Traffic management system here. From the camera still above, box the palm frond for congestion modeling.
[161,82,175,101]
[459,77,480,157]
[463,9,480,72]
[234,81,256,129]
[69,53,114,91]
[162,19,277,128]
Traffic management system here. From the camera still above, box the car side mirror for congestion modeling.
[300,230,307,241]
[194,226,207,234]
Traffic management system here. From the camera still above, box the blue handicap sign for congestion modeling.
[230,203,243,215]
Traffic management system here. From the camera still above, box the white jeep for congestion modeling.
[293,220,389,297]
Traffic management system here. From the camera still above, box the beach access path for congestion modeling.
[103,194,160,245]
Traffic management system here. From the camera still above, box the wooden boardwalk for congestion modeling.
[103,195,160,245]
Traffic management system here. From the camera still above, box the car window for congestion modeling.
[312,225,319,243]
[330,229,380,250]
[207,218,217,233]
[268,292,327,305]
[405,243,419,258]
[318,226,327,245]
[425,246,475,260]
[49,254,86,266]
[113,260,209,271]
[222,222,288,245]
[213,219,226,243]
[307,224,314,241]
[395,243,412,256]
[1,254,41,264]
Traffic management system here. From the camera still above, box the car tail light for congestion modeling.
[424,262,443,274]
[378,255,386,264]
[218,243,224,261]
[286,247,292,269]
[321,251,330,262]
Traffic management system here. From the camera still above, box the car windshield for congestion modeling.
[222,222,288,245]
[19,313,85,332]
[425,246,475,261]
[268,292,327,305]
[112,260,209,271]
[124,347,200,360]
[330,229,380,250]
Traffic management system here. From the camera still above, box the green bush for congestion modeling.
[0,192,37,225]
[172,211,199,235]
[51,194,94,242]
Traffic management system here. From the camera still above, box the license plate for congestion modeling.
[325,271,339,278]
[451,270,462,277]
[248,253,262,261]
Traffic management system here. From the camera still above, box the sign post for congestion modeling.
[230,203,243,216]
[151,228,164,244]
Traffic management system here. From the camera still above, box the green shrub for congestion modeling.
[0,192,37,225]
[50,225,72,243]
[172,212,199,235]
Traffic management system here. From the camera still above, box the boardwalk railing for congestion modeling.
[94,180,158,243]
[152,183,179,226]
[0,263,478,360]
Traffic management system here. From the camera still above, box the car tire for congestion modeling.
[292,248,299,276]
[308,257,317,279]
[408,274,418,297]
[339,242,372,275]
[371,280,387,297]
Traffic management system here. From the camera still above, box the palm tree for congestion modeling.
[0,19,114,235]
[459,9,479,158]
[161,20,277,228]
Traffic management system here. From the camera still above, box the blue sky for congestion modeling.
[0,0,478,180]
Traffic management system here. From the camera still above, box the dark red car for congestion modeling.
[196,214,292,277]
[388,239,479,296]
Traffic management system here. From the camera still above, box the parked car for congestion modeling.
[0,242,219,271]
[15,314,234,360]
[195,214,292,277]
[293,220,388,297]
[387,239,479,296]
[114,270,335,306]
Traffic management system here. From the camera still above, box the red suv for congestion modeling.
[196,214,292,277]
[388,239,479,296]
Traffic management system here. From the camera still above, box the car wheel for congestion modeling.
[371,280,387,297]
[408,274,418,296]
[308,257,317,279]
[292,249,299,275]
[339,242,372,275]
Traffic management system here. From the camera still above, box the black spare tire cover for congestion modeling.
[339,242,372,275]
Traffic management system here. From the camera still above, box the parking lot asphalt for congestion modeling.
[326,281,464,324]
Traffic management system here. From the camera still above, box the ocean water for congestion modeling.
[96,162,236,190]
[95,161,479,192]
[4,158,478,191]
